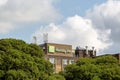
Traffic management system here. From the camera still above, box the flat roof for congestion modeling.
[44,43,72,46]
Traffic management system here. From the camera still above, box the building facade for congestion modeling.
[75,46,96,58]
[40,43,75,73]
[40,43,96,73]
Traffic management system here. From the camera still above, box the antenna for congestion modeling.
[43,33,48,43]
[33,36,37,44]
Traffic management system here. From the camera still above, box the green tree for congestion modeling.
[0,38,55,80]
[63,55,120,80]
[49,74,65,80]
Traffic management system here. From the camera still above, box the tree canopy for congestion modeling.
[62,55,120,80]
[0,38,65,80]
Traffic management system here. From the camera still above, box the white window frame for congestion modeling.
[49,58,55,64]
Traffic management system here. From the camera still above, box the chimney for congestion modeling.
[92,47,95,56]
[85,46,88,55]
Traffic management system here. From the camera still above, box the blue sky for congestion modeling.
[0,0,120,55]
[55,0,106,17]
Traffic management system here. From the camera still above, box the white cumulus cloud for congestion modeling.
[0,0,60,34]
[85,0,120,53]
[33,15,112,53]
[0,0,7,6]
[0,22,13,34]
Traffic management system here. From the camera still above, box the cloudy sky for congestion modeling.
[0,0,120,55]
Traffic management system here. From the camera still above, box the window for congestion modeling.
[69,60,74,64]
[63,59,67,65]
[57,58,61,65]
[49,58,55,64]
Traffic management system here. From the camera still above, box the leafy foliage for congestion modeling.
[0,38,64,80]
[49,74,65,80]
[62,55,120,80]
